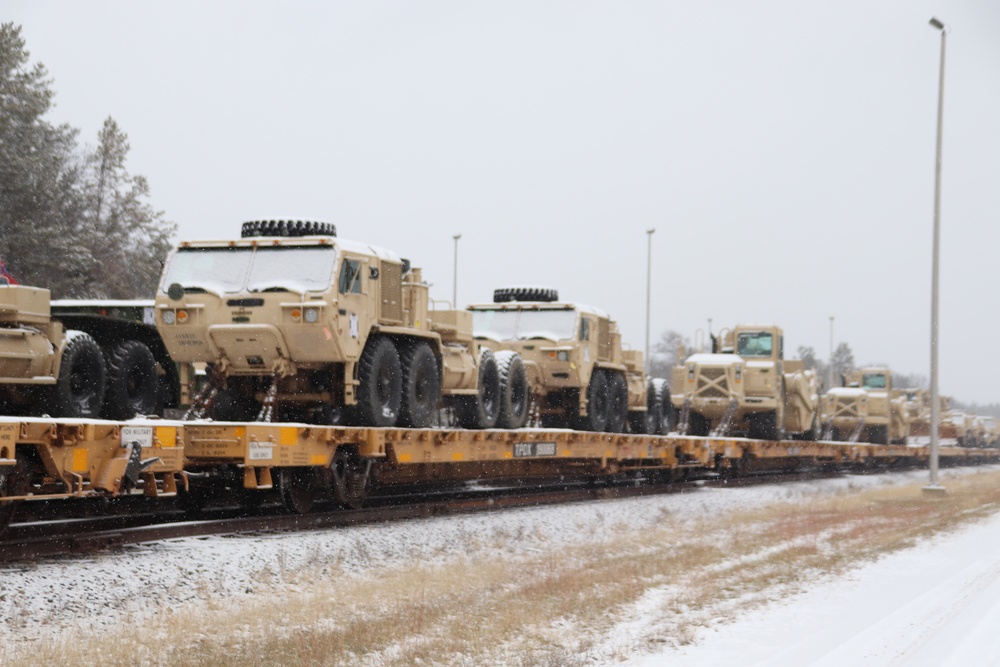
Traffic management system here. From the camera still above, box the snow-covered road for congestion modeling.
[635,502,1000,666]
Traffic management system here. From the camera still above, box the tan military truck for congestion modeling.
[821,367,908,444]
[0,283,177,419]
[901,388,955,443]
[0,284,108,418]
[154,220,522,429]
[467,287,660,433]
[670,324,819,441]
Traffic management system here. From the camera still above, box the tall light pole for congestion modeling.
[645,228,655,369]
[926,17,947,493]
[828,316,834,390]
[452,234,461,307]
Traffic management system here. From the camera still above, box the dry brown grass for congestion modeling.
[9,468,1000,667]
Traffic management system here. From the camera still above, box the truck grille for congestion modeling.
[696,368,729,398]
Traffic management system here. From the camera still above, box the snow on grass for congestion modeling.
[0,465,996,665]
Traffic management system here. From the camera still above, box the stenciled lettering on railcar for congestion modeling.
[513,441,557,458]
[121,426,154,449]
[248,440,274,461]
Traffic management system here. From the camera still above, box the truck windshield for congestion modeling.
[246,246,336,293]
[862,373,887,390]
[473,309,578,342]
[161,245,336,294]
[737,331,773,357]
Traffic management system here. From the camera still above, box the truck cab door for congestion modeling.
[335,253,372,361]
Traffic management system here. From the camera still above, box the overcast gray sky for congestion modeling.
[7,1,1000,404]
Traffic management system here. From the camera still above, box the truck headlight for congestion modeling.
[304,307,320,323]
[162,310,176,325]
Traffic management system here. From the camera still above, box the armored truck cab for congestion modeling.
[671,324,819,441]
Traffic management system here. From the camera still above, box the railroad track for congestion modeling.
[0,466,856,563]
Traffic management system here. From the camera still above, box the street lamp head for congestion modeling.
[453,234,461,241]
[929,17,945,31]
[646,228,655,235]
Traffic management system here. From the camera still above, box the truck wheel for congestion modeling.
[354,337,402,427]
[869,425,889,445]
[631,379,658,435]
[576,369,610,432]
[50,333,106,418]
[652,378,674,435]
[103,340,159,419]
[606,372,628,433]
[398,342,441,428]
[689,411,710,437]
[749,411,780,441]
[494,351,529,429]
[456,348,501,429]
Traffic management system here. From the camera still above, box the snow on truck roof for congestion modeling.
[684,353,743,365]
[468,301,610,318]
[176,236,402,263]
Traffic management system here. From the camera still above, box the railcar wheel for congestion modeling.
[576,369,610,432]
[606,372,628,433]
[279,467,321,514]
[398,342,441,428]
[494,351,529,429]
[331,448,371,509]
[0,459,27,535]
[103,340,159,419]
[455,349,501,429]
[50,333,106,418]
[354,337,403,427]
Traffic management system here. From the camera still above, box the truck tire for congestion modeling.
[241,219,337,238]
[398,341,441,428]
[494,350,529,429]
[456,349,501,429]
[868,425,889,445]
[50,333,106,418]
[576,369,609,432]
[103,340,159,419]
[493,287,559,303]
[749,411,780,441]
[606,372,628,433]
[688,411,710,437]
[353,337,402,427]
[629,378,659,435]
[652,378,674,435]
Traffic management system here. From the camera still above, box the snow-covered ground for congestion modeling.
[631,486,1000,666]
[1,466,997,664]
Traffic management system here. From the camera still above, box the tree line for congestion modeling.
[0,23,175,298]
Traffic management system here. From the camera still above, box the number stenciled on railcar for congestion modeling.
[248,441,274,461]
[513,442,557,458]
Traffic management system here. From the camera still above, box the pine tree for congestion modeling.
[78,118,175,298]
[0,22,85,292]
[0,23,175,298]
